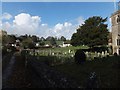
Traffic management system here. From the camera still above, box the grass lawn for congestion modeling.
[53,56,120,88]
[38,46,89,52]
[44,41,63,45]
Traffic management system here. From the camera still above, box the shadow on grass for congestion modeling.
[25,54,120,88]
[52,56,120,88]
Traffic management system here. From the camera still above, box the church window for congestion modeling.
[117,39,120,45]
[117,15,120,23]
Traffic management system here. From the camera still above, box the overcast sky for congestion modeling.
[1,2,115,39]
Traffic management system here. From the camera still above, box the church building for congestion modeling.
[111,2,120,55]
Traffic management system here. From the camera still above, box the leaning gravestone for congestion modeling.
[74,49,86,64]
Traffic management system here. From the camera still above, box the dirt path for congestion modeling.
[2,52,27,88]
[2,55,16,88]
[2,52,81,88]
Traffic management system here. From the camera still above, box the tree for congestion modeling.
[39,41,45,46]
[18,35,28,42]
[71,33,83,46]
[2,34,16,45]
[8,35,16,43]
[60,36,66,41]
[40,37,45,41]
[46,36,53,41]
[31,35,39,43]
[50,37,56,46]
[71,16,109,47]
[22,37,35,49]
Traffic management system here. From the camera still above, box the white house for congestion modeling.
[35,43,39,47]
[45,44,50,47]
[62,41,71,47]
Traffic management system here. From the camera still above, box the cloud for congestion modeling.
[2,22,11,30]
[9,13,41,35]
[77,16,84,26]
[50,22,75,39]
[2,13,12,20]
[2,13,84,39]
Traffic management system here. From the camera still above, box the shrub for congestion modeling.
[74,49,86,64]
[2,46,8,56]
[9,46,17,52]
[91,46,108,53]
[114,52,118,56]
[21,50,29,59]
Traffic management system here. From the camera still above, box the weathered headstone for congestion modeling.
[97,52,100,57]
[52,53,54,56]
[69,49,71,53]
[85,51,89,57]
[101,51,105,58]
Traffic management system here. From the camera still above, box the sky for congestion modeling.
[1,2,115,39]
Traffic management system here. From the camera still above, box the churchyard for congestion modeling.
[27,45,111,66]
[22,46,120,88]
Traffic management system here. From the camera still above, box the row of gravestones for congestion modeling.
[29,49,75,57]
[29,49,110,60]
[85,50,109,60]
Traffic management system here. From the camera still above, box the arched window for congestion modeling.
[117,15,120,23]
[117,39,120,45]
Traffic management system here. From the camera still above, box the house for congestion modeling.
[35,43,39,47]
[45,44,50,47]
[62,41,72,47]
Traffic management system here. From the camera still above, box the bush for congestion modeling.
[74,49,86,64]
[2,46,8,56]
[10,46,17,52]
[91,46,108,53]
[114,52,118,56]
[21,50,28,59]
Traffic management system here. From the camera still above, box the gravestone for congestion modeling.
[101,51,105,58]
[97,52,100,57]
[105,50,108,57]
[85,51,89,57]
[94,51,97,58]
[52,53,54,56]
[69,49,71,53]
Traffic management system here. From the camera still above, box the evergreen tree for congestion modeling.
[71,16,109,47]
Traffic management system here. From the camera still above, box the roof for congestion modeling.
[111,10,120,17]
